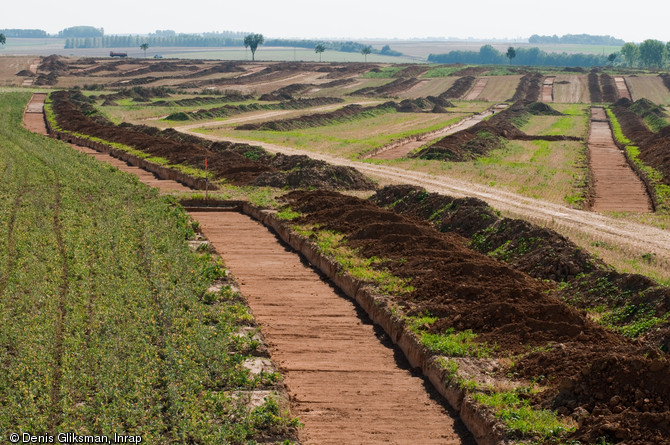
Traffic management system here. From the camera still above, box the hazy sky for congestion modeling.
[3,0,668,42]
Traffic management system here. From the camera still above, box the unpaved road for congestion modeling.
[177,127,670,260]
[614,76,632,100]
[463,78,487,100]
[588,107,651,212]
[195,211,474,445]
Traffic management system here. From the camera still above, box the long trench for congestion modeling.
[24,94,475,444]
[588,107,652,212]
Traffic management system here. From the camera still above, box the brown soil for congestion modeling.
[49,90,374,190]
[450,67,489,77]
[463,78,487,100]
[348,78,422,97]
[660,73,670,92]
[439,76,475,99]
[589,70,603,102]
[614,76,632,100]
[511,72,543,102]
[194,210,475,445]
[541,76,555,102]
[393,65,430,78]
[260,78,356,101]
[283,190,670,444]
[414,101,579,161]
[601,73,619,102]
[588,107,652,212]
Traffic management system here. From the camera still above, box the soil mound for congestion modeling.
[50,90,374,190]
[348,78,421,97]
[512,72,543,102]
[282,190,667,443]
[393,65,430,78]
[588,70,603,103]
[450,66,488,76]
[526,101,563,115]
[40,54,68,74]
[16,69,35,77]
[600,73,619,102]
[660,73,670,92]
[438,76,475,99]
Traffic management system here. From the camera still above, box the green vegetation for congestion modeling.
[406,313,492,357]
[606,107,670,212]
[471,390,575,439]
[293,224,414,295]
[362,66,404,78]
[244,33,265,61]
[1,92,297,442]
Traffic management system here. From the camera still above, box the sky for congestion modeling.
[2,0,669,43]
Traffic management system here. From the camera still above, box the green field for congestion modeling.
[0,92,296,443]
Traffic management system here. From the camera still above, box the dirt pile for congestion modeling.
[438,76,475,99]
[612,99,670,185]
[320,63,377,79]
[118,61,201,77]
[511,72,543,102]
[370,184,599,281]
[151,92,254,107]
[450,66,489,76]
[348,78,421,97]
[95,86,173,104]
[283,189,669,444]
[601,73,619,102]
[50,90,375,190]
[660,73,670,92]
[166,97,343,121]
[413,101,579,161]
[589,70,603,103]
[392,65,430,78]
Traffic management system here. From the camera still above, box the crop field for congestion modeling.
[0,92,297,443]
[3,52,670,444]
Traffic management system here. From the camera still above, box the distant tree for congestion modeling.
[607,52,618,65]
[361,45,372,63]
[140,43,149,57]
[0,33,5,46]
[506,46,516,65]
[639,39,665,68]
[315,43,326,62]
[244,33,264,61]
[479,45,501,64]
[620,42,640,67]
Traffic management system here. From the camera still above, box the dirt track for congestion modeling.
[541,76,555,102]
[614,76,632,100]
[463,78,487,100]
[179,128,670,260]
[588,107,651,212]
[194,211,474,445]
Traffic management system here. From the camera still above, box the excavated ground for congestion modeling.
[49,90,375,190]
[283,189,670,445]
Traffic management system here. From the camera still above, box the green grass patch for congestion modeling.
[406,313,492,358]
[361,66,405,78]
[472,390,575,440]
[1,92,298,442]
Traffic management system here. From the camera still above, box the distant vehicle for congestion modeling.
[153,54,163,59]
[110,51,128,58]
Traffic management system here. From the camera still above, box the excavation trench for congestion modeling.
[24,94,477,444]
[588,107,652,212]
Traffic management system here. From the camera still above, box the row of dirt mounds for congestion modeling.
[282,189,669,445]
[177,62,320,89]
[348,78,422,97]
[319,63,379,79]
[259,78,355,101]
[49,90,375,190]
[439,76,476,99]
[236,97,452,132]
[589,70,603,102]
[612,98,670,186]
[150,92,254,107]
[413,101,581,161]
[165,96,343,121]
[600,73,619,102]
[92,86,173,105]
[372,184,669,351]
[511,72,543,102]
[660,73,670,92]
[450,66,489,76]
[392,64,431,78]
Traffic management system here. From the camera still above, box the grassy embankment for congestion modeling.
[0,92,298,443]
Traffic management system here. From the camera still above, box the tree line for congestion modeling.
[428,45,607,67]
[528,34,625,45]
[618,40,670,68]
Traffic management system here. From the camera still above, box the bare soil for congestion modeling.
[614,76,632,100]
[601,73,619,103]
[463,78,487,100]
[587,107,652,212]
[541,76,555,102]
[438,76,475,99]
[589,70,603,103]
[193,210,475,445]
[49,90,374,190]
[511,72,543,102]
[283,190,670,445]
